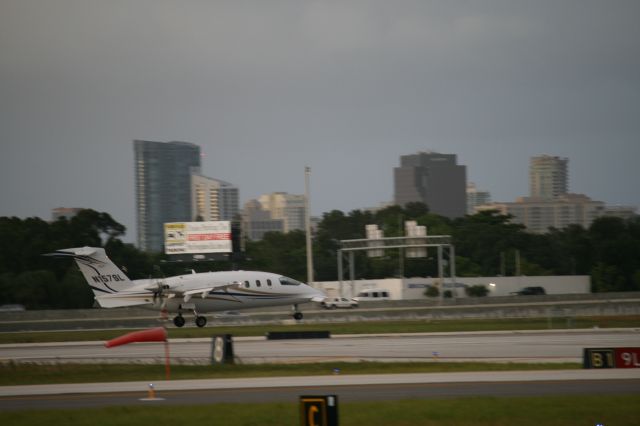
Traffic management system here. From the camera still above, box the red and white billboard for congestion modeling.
[164,221,232,255]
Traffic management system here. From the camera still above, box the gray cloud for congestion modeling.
[1,0,639,242]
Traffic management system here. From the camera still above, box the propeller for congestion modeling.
[149,265,170,320]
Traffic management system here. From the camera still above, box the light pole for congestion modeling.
[305,166,314,287]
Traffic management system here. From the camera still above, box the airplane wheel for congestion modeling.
[173,315,185,328]
[293,312,303,321]
[195,316,207,328]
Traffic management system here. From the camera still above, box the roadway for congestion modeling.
[2,292,639,332]
[2,329,639,364]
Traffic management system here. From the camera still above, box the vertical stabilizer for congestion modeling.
[49,247,134,296]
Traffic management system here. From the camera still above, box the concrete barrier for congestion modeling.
[266,331,331,340]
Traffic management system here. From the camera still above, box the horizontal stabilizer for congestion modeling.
[95,293,154,308]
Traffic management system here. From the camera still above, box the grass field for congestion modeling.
[4,395,640,425]
[0,361,581,386]
[1,315,638,344]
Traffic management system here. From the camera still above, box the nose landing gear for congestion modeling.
[292,304,304,321]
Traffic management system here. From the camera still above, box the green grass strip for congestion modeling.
[0,361,580,386]
[4,395,640,425]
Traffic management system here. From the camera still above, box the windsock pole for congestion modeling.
[104,326,171,380]
[164,340,171,380]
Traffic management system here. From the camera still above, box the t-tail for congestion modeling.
[46,247,151,308]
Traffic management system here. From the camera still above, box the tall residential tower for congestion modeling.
[134,140,201,252]
[191,174,239,222]
[529,155,568,199]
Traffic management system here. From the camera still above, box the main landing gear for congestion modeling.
[195,315,207,328]
[172,312,207,328]
[173,314,185,328]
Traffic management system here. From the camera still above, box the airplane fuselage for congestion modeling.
[49,247,325,327]
[132,270,319,314]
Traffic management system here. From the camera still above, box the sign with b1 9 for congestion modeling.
[583,347,640,369]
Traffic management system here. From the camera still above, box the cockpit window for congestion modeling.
[279,276,302,286]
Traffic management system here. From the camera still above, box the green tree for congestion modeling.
[424,286,439,298]
[244,231,307,281]
[587,217,640,292]
[0,209,130,309]
[452,210,530,276]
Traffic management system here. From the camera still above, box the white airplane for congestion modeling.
[49,247,326,328]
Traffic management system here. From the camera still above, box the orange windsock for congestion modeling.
[105,327,167,348]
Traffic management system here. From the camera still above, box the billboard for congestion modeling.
[164,221,232,255]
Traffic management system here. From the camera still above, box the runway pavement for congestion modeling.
[1,370,639,410]
[2,329,640,410]
[2,329,639,364]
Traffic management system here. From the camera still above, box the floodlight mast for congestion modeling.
[304,166,314,288]
[337,235,457,302]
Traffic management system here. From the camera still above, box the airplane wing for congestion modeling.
[181,281,242,302]
[147,281,243,303]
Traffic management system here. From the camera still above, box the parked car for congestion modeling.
[321,297,358,309]
[511,286,546,296]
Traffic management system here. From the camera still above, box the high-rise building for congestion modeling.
[134,140,201,252]
[477,194,605,233]
[394,152,467,218]
[258,192,306,232]
[191,174,239,222]
[466,182,491,215]
[530,155,568,199]
[242,199,285,241]
[241,192,306,241]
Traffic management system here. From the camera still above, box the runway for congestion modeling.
[2,370,639,410]
[2,329,640,410]
[2,329,639,364]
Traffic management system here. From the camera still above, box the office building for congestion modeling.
[242,192,307,241]
[603,205,638,221]
[466,182,491,215]
[477,194,606,233]
[242,199,284,241]
[191,174,239,222]
[530,155,568,199]
[134,140,201,252]
[394,152,466,218]
[258,192,306,233]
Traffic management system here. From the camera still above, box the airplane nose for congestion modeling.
[308,286,327,302]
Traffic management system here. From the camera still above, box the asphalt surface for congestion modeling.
[2,330,640,411]
[2,329,639,364]
[2,370,639,410]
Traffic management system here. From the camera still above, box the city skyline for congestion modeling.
[1,1,639,243]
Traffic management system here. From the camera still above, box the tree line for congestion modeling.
[1,205,639,309]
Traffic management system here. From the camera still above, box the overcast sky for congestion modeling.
[1,0,639,243]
